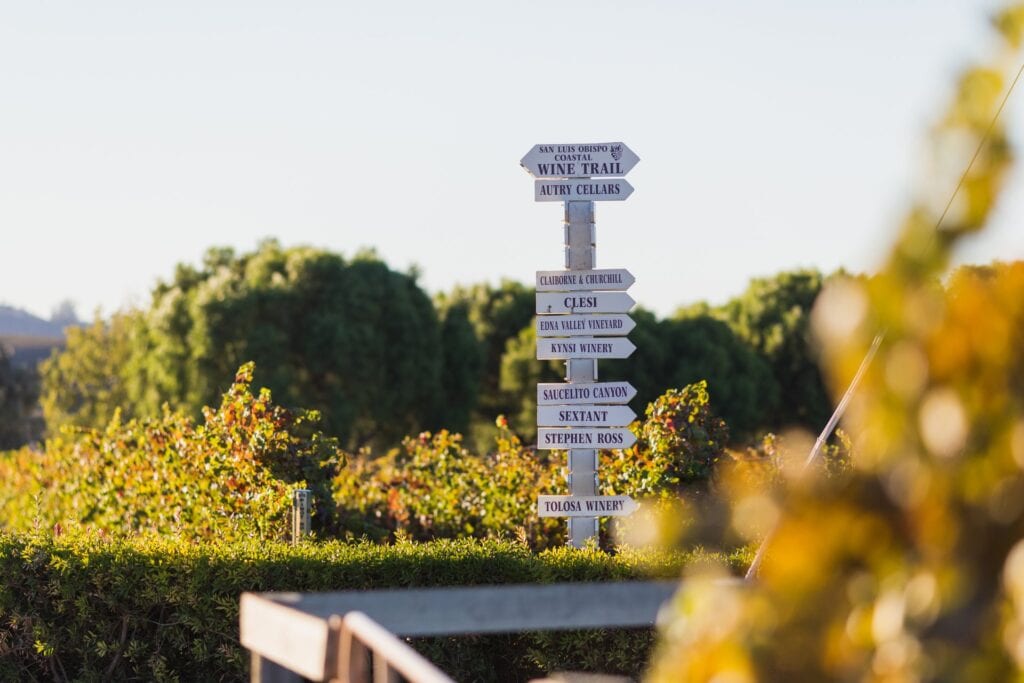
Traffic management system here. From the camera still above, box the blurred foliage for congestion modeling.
[648,6,1024,681]
[1,363,344,541]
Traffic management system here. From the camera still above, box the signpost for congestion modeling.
[523,141,641,548]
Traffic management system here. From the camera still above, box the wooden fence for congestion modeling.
[239,580,709,682]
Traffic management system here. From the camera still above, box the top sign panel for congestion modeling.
[521,142,639,179]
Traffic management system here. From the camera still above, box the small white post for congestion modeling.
[291,489,311,545]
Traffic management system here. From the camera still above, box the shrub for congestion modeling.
[334,384,737,550]
[333,420,565,549]
[0,529,741,682]
[0,363,343,542]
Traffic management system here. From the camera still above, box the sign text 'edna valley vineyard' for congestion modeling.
[536,313,635,337]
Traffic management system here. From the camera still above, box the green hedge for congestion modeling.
[0,529,747,681]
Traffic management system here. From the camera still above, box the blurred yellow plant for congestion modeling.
[649,5,1024,681]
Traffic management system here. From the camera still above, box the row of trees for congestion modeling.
[33,239,833,450]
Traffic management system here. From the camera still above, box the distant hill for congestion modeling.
[0,304,72,338]
[0,305,76,368]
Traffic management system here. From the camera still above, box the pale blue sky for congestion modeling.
[2,1,1021,320]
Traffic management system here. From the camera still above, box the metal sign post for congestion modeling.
[522,142,641,548]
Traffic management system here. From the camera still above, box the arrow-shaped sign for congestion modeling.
[536,314,634,337]
[537,495,638,518]
[537,381,637,406]
[537,405,636,427]
[536,427,637,450]
[534,179,634,202]
[521,143,640,179]
[536,337,636,360]
[536,268,635,292]
[536,291,634,315]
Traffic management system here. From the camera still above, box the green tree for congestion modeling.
[0,346,38,449]
[144,242,445,448]
[42,241,448,450]
[434,302,483,433]
[710,268,830,430]
[436,280,535,441]
[497,323,563,441]
[38,312,138,433]
[659,314,778,438]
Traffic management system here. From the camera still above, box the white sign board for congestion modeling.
[537,495,638,518]
[536,427,637,450]
[537,405,636,427]
[536,314,634,337]
[535,179,634,202]
[536,337,636,360]
[537,381,637,406]
[521,143,640,178]
[536,292,634,315]
[536,269,635,292]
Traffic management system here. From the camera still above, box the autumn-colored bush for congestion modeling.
[0,362,343,542]
[334,382,747,550]
[333,421,566,548]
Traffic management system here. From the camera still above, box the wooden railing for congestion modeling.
[240,580,705,682]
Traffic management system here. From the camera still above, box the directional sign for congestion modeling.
[536,268,635,292]
[537,381,637,406]
[537,405,636,427]
[538,495,638,518]
[536,314,634,337]
[536,291,634,315]
[536,337,636,360]
[521,143,640,179]
[536,427,637,450]
[535,179,634,202]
